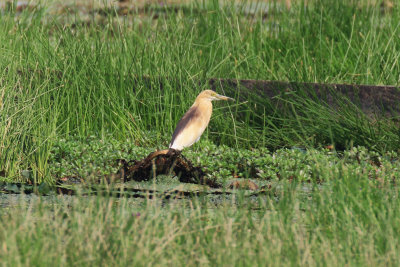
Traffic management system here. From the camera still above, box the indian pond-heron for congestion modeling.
[169,90,234,151]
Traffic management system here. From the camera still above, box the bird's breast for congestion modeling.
[169,100,213,150]
[197,100,212,126]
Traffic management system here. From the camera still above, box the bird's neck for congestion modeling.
[193,98,212,110]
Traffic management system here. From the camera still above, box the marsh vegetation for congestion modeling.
[0,0,400,265]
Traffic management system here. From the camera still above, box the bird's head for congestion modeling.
[197,89,234,101]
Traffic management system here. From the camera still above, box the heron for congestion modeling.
[143,89,233,169]
[169,90,234,151]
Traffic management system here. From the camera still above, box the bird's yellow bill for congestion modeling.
[215,94,234,101]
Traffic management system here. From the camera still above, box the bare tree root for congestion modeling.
[116,149,221,188]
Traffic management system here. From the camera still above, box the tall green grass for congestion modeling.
[0,173,399,266]
[1,0,400,181]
